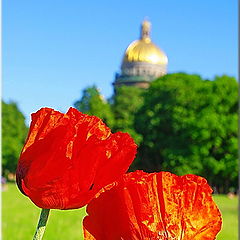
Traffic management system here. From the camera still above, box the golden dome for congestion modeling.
[123,20,168,65]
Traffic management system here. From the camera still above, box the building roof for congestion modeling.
[122,20,168,65]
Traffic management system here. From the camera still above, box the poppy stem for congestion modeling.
[33,209,50,240]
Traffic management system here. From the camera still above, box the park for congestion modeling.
[3,1,237,239]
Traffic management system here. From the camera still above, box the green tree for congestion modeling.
[112,85,144,145]
[135,73,238,193]
[2,101,28,177]
[74,85,114,127]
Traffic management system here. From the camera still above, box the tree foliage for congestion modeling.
[74,85,114,127]
[2,101,28,176]
[73,74,237,193]
[135,73,238,192]
[112,86,144,145]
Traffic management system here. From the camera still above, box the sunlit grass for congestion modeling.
[213,194,238,240]
[2,183,238,239]
[2,183,86,240]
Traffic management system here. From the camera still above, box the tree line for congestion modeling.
[2,101,28,178]
[2,73,238,193]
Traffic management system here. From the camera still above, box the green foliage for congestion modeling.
[2,101,28,176]
[74,85,114,127]
[73,74,237,192]
[112,86,144,145]
[135,73,238,192]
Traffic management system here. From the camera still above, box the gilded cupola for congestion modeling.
[114,20,168,89]
[123,20,168,65]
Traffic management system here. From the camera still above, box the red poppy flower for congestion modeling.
[83,171,222,240]
[16,107,137,210]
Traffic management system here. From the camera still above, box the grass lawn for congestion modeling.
[213,194,238,240]
[2,183,238,239]
[2,184,86,240]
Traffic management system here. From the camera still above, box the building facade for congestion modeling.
[113,20,168,89]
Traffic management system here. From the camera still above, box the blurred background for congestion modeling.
[2,1,238,239]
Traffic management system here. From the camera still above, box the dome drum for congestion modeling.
[113,74,150,88]
[121,61,167,78]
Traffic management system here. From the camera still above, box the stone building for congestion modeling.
[113,20,168,89]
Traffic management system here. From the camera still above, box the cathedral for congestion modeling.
[113,20,168,88]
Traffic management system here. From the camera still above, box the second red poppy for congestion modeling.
[83,170,222,240]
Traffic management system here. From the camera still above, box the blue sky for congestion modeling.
[3,0,237,125]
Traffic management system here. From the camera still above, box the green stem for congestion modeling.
[33,209,50,240]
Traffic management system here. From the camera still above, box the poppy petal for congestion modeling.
[16,108,137,209]
[83,171,222,240]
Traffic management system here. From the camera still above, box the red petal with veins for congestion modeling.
[16,107,137,209]
[83,171,222,240]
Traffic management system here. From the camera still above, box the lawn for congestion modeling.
[213,194,238,240]
[2,183,238,239]
[2,184,86,240]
